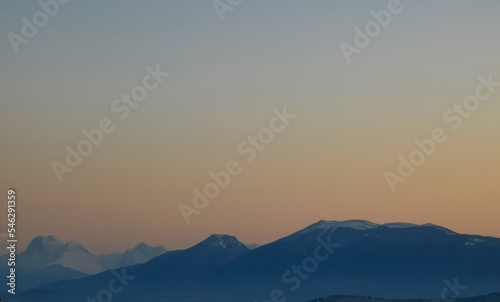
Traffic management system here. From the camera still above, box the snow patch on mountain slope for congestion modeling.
[50,242,105,275]
[384,223,419,228]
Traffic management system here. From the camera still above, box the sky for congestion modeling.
[0,0,499,254]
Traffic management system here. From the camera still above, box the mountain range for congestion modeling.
[0,235,166,292]
[7,220,500,302]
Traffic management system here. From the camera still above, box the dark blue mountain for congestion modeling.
[12,220,500,302]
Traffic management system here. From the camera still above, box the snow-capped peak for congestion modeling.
[384,222,419,229]
[299,219,379,234]
[200,234,244,249]
[120,243,167,267]
[23,235,67,267]
[295,220,462,238]
[422,223,457,235]
[50,245,105,275]
[26,235,64,252]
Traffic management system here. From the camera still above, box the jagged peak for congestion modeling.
[25,235,65,252]
[64,241,90,253]
[128,242,167,253]
[135,242,152,249]
[31,235,63,244]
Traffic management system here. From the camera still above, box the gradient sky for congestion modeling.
[1,0,499,254]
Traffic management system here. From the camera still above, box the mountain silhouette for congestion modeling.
[11,220,500,302]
